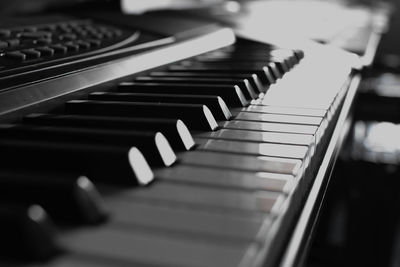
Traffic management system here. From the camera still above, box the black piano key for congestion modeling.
[134,76,258,100]
[0,204,59,260]
[0,172,107,224]
[24,113,195,151]
[88,92,232,121]
[185,58,289,75]
[118,82,248,107]
[179,61,283,79]
[0,139,154,186]
[66,100,219,131]
[168,65,275,85]
[0,124,176,167]
[150,71,266,93]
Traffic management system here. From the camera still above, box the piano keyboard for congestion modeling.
[0,33,354,267]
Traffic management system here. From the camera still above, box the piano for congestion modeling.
[0,0,389,266]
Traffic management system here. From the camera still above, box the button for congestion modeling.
[59,33,77,41]
[5,51,26,61]
[37,38,52,45]
[18,31,52,39]
[0,41,8,49]
[36,46,55,56]
[0,29,11,38]
[87,38,102,47]
[76,40,90,49]
[21,49,41,59]
[49,44,68,54]
[6,39,20,47]
[64,42,80,52]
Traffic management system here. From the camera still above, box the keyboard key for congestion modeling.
[107,199,272,242]
[0,204,59,260]
[88,92,232,121]
[0,124,177,167]
[150,71,266,93]
[0,172,107,224]
[134,76,258,100]
[61,227,254,267]
[234,112,323,125]
[169,65,275,85]
[155,165,293,193]
[180,151,301,176]
[118,82,249,107]
[36,46,55,56]
[196,129,314,146]
[49,44,68,54]
[108,182,284,213]
[5,51,26,61]
[66,100,219,131]
[24,113,195,151]
[222,120,318,135]
[21,49,41,59]
[196,139,310,160]
[0,139,154,185]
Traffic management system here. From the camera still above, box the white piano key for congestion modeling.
[106,182,285,214]
[196,139,310,160]
[234,112,322,126]
[61,227,257,267]
[180,151,302,176]
[239,105,326,117]
[106,199,273,242]
[222,120,318,135]
[196,129,314,146]
[155,165,293,193]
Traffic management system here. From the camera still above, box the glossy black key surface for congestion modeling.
[168,65,275,85]
[118,82,248,107]
[0,172,107,224]
[88,92,232,121]
[0,204,59,260]
[66,100,219,131]
[24,113,195,151]
[0,124,177,167]
[150,71,266,93]
[134,77,258,100]
[0,139,154,185]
